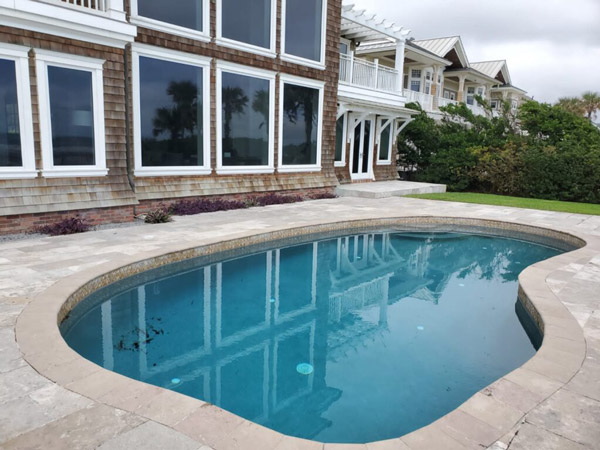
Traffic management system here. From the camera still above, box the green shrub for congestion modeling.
[144,208,173,224]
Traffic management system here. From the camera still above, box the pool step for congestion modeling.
[336,181,447,199]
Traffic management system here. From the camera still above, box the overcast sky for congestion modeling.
[350,0,600,104]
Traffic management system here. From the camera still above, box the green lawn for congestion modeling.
[407,192,600,216]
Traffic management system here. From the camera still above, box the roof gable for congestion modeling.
[412,36,469,68]
[471,60,512,85]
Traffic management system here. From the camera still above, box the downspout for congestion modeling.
[123,43,136,193]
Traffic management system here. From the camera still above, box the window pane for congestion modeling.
[335,116,344,162]
[221,72,270,167]
[0,59,22,167]
[139,56,204,167]
[285,0,323,62]
[222,0,271,49]
[281,83,319,166]
[138,0,203,32]
[410,81,420,92]
[48,66,95,166]
[379,123,391,161]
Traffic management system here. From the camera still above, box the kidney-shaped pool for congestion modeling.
[61,230,563,443]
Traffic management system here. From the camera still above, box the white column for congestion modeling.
[395,39,406,94]
[457,75,466,103]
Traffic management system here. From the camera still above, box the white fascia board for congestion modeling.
[1,2,136,48]
[338,83,407,110]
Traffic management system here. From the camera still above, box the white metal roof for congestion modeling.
[413,36,469,67]
[471,60,512,85]
[341,2,410,44]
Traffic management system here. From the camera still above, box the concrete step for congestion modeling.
[336,181,447,199]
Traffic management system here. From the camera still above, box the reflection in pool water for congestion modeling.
[61,232,561,443]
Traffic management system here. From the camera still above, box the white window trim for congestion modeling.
[281,0,328,70]
[130,0,210,43]
[334,112,347,167]
[376,117,393,165]
[215,0,277,58]
[278,74,324,173]
[131,44,212,177]
[216,61,276,175]
[35,49,107,178]
[0,43,36,179]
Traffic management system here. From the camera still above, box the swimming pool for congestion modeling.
[61,230,562,444]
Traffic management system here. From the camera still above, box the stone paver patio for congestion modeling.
[1,196,599,450]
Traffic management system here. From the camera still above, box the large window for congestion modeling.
[334,113,347,167]
[0,44,35,179]
[218,0,275,54]
[36,51,106,178]
[217,63,275,174]
[131,0,209,41]
[133,46,210,176]
[282,0,327,67]
[377,118,393,165]
[279,76,323,171]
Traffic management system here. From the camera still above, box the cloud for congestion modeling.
[348,0,600,102]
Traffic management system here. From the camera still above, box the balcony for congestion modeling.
[339,54,400,94]
[437,97,458,109]
[466,103,488,117]
[1,0,135,47]
[404,90,434,111]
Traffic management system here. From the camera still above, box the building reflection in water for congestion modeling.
[64,231,554,442]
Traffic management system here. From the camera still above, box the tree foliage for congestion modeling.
[397,96,600,203]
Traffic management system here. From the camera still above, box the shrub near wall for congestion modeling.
[398,100,600,203]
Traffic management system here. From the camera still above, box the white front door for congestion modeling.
[349,114,374,180]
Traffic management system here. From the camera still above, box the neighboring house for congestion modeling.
[356,35,529,118]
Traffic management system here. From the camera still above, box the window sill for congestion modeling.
[130,15,211,43]
[134,168,212,177]
[376,161,392,166]
[214,37,276,59]
[216,167,275,175]
[41,168,109,178]
[334,162,346,168]
[280,54,325,71]
[277,166,321,173]
[0,169,38,180]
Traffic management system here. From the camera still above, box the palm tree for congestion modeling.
[556,97,585,117]
[252,89,270,130]
[152,81,199,144]
[283,86,317,164]
[581,91,600,122]
[222,87,248,151]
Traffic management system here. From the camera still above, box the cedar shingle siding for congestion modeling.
[1,0,393,235]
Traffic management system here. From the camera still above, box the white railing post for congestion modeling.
[105,0,126,19]
[349,51,355,85]
[374,58,379,90]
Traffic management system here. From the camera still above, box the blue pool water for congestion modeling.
[61,230,562,443]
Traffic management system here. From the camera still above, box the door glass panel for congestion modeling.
[334,116,344,162]
[361,120,370,173]
[352,122,360,174]
[379,122,391,161]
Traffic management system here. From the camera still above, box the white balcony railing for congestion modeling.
[437,97,458,109]
[339,54,399,94]
[466,103,488,117]
[35,0,109,13]
[404,90,434,111]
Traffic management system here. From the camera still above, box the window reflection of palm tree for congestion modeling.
[252,89,269,130]
[152,81,198,154]
[222,87,248,155]
[283,86,317,164]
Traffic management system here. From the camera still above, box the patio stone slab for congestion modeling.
[1,197,600,449]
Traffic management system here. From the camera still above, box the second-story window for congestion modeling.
[410,69,421,92]
[282,0,327,67]
[218,0,274,53]
[466,86,475,105]
[132,0,209,41]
